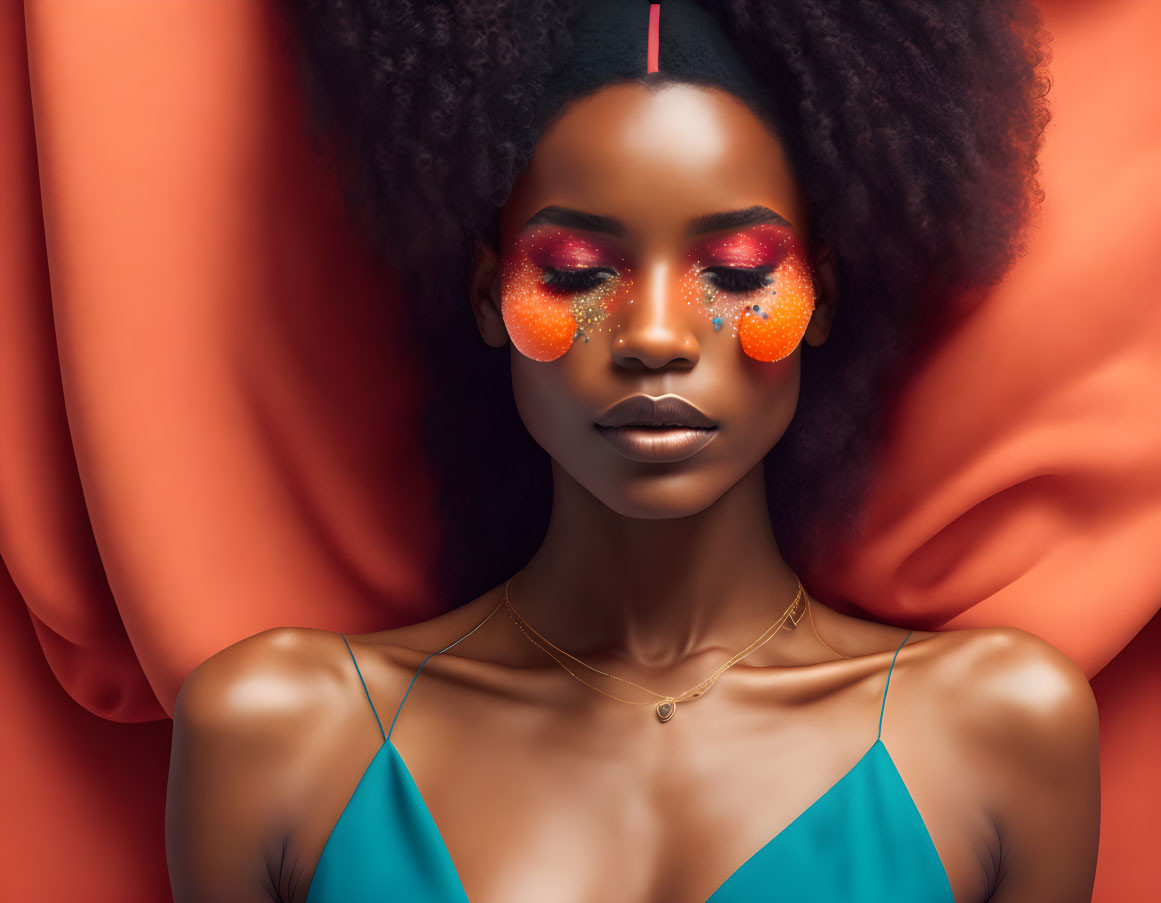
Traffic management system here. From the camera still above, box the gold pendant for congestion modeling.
[786,594,805,628]
[656,699,676,722]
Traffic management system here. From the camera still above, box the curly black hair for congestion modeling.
[278,0,1051,607]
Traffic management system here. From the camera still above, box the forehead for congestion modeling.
[500,82,808,246]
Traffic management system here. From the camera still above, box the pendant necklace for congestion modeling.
[502,576,807,722]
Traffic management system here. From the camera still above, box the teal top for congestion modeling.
[305,631,954,903]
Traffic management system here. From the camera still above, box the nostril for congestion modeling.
[612,329,700,370]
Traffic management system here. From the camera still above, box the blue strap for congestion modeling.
[386,650,442,742]
[878,630,913,741]
[383,606,503,742]
[340,635,387,742]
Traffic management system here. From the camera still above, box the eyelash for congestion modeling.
[703,266,773,294]
[541,267,616,293]
[541,266,773,295]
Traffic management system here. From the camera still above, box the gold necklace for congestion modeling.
[503,577,806,722]
[807,594,852,660]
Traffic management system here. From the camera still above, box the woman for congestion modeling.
[166,2,1099,901]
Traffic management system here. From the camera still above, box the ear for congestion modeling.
[804,242,838,348]
[469,238,509,349]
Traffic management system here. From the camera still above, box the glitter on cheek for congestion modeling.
[570,276,620,336]
[679,255,749,338]
[685,228,817,363]
[499,231,632,362]
[737,254,816,363]
[500,247,576,362]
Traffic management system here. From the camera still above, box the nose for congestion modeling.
[610,258,701,371]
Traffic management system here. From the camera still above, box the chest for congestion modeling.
[298,717,982,903]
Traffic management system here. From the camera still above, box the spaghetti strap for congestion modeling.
[386,650,440,742]
[877,630,913,741]
[338,632,440,745]
[384,596,507,742]
[340,634,387,743]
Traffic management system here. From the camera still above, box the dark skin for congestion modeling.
[166,84,1100,903]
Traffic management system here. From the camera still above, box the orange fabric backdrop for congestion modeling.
[1,1,1157,901]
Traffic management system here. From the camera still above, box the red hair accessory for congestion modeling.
[647,3,661,73]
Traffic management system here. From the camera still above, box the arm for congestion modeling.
[165,628,340,903]
[974,629,1101,902]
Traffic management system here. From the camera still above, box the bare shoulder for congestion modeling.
[912,625,1099,757]
[167,610,508,901]
[170,597,498,753]
[167,628,378,901]
[172,623,436,750]
[167,625,449,901]
[170,624,425,821]
[174,627,354,743]
[908,625,1100,899]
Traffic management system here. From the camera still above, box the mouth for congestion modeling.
[594,395,718,463]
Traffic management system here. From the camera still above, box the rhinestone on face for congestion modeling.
[656,700,676,722]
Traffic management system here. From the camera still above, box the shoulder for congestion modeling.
[167,628,382,898]
[922,627,1101,900]
[173,625,433,750]
[167,626,450,899]
[891,627,1100,899]
[913,627,1100,867]
[168,630,423,857]
[916,626,1099,754]
[174,627,353,744]
[170,626,427,808]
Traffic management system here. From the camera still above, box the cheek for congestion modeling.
[508,349,598,473]
[736,255,816,363]
[499,243,633,363]
[682,241,817,364]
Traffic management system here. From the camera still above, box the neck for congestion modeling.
[512,460,802,669]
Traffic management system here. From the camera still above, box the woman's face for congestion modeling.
[471,82,836,518]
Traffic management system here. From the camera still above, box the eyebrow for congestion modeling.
[521,204,793,238]
[686,206,793,235]
[523,206,627,237]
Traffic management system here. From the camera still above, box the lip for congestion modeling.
[595,395,718,429]
[594,395,718,463]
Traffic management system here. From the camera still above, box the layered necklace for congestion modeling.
[498,575,814,722]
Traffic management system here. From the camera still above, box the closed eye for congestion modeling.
[703,266,773,294]
[542,267,616,293]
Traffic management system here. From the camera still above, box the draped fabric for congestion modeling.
[0,1,1156,901]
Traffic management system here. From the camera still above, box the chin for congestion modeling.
[570,466,737,519]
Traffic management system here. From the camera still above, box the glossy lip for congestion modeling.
[594,395,718,464]
[595,394,717,429]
